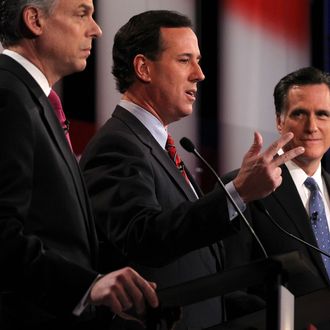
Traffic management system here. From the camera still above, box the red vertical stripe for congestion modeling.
[223,0,309,47]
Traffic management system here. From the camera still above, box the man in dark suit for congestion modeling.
[222,67,330,325]
[79,10,304,329]
[0,1,159,329]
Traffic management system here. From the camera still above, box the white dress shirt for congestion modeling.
[286,160,330,227]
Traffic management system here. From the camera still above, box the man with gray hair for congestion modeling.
[0,1,158,329]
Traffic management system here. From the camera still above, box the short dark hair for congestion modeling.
[112,10,192,93]
[274,66,330,115]
[0,0,57,47]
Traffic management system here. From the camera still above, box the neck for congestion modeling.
[8,43,60,86]
[291,158,320,177]
[122,91,167,126]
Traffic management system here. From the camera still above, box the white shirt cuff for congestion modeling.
[226,181,246,220]
[72,274,102,316]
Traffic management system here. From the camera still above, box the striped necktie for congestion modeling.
[166,134,189,183]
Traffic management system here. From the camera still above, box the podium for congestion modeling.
[207,288,330,330]
[155,251,330,330]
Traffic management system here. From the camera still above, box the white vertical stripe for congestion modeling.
[218,11,310,173]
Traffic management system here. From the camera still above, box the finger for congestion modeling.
[107,294,130,315]
[111,285,134,313]
[110,270,147,316]
[274,173,283,189]
[263,132,294,161]
[101,272,134,313]
[245,131,263,157]
[127,285,145,316]
[273,145,305,167]
[134,276,159,309]
[109,274,144,316]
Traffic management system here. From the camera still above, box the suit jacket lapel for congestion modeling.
[186,168,204,197]
[113,106,198,201]
[0,55,96,253]
[265,165,330,282]
[272,166,316,243]
[322,168,330,196]
[38,93,97,251]
[0,54,76,173]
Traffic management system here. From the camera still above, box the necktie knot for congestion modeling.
[48,89,72,151]
[304,177,318,192]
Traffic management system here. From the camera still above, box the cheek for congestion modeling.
[278,120,300,134]
[324,129,330,143]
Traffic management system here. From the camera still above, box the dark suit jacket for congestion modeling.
[0,54,99,328]
[80,106,239,329]
[222,164,330,301]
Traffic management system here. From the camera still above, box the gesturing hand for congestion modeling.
[233,132,304,203]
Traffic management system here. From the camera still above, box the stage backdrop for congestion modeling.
[0,1,312,180]
[218,0,310,174]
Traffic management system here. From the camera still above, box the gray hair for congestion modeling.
[0,0,58,47]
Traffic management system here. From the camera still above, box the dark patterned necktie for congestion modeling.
[48,89,72,151]
[304,177,330,278]
[165,134,189,183]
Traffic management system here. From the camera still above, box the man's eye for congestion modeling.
[291,111,303,117]
[318,112,330,118]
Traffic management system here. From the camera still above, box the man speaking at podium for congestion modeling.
[79,10,305,329]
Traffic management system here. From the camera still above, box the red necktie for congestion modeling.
[48,89,73,151]
[166,134,189,183]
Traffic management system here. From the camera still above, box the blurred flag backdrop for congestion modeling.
[218,0,310,173]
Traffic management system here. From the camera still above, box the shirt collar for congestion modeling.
[286,159,323,192]
[2,49,51,96]
[119,99,168,149]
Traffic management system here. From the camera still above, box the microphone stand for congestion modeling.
[180,137,268,259]
[255,201,330,258]
[180,137,330,260]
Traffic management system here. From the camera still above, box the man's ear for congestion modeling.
[276,113,283,133]
[133,54,152,83]
[21,6,44,38]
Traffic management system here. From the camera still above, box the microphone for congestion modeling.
[254,201,330,258]
[64,119,70,133]
[311,211,318,221]
[180,137,268,258]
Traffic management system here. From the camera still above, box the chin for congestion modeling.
[75,61,87,72]
[295,153,323,164]
[183,108,193,116]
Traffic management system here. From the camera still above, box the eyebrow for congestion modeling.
[291,108,330,113]
[78,3,94,14]
[178,53,202,60]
